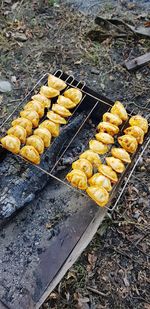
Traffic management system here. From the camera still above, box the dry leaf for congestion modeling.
[74,59,83,65]
[75,294,90,309]
[88,252,97,268]
[0,95,3,104]
[65,291,70,302]
[66,270,77,280]
[144,21,150,28]
[86,264,92,273]
[46,223,52,229]
[127,3,136,9]
[123,275,130,287]
[144,304,150,309]
[46,292,58,300]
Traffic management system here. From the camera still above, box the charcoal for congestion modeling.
[0,114,84,225]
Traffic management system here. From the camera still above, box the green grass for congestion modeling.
[48,0,59,6]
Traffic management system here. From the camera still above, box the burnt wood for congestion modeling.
[124,52,150,71]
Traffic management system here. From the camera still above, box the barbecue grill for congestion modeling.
[0,70,149,309]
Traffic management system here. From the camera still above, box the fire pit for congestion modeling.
[0,70,149,309]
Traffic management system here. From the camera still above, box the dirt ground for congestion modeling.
[0,0,150,308]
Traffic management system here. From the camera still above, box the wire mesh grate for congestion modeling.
[0,70,149,212]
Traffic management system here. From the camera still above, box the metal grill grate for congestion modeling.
[0,70,150,212]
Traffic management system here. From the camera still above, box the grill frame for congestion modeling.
[0,69,149,212]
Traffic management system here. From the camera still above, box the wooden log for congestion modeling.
[124,52,150,71]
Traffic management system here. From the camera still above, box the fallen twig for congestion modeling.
[135,232,149,246]
[87,286,109,297]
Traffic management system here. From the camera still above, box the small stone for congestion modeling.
[37,247,43,255]
[13,32,28,42]
[11,2,18,10]
[138,198,144,206]
[91,68,100,75]
[127,3,136,9]
[100,83,105,90]
[0,80,12,93]
[11,76,17,84]
[4,0,12,3]
[74,59,82,65]
[109,75,115,81]
[137,157,143,167]
[136,73,142,80]
[133,210,140,219]
[123,275,130,287]
[145,158,150,164]
[54,3,60,7]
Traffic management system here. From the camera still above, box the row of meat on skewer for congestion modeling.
[66,101,148,207]
[0,74,83,164]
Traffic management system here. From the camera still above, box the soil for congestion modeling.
[0,0,150,308]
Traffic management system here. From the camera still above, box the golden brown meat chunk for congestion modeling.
[98,164,118,183]
[26,135,44,154]
[106,157,125,173]
[118,134,138,153]
[20,145,40,164]
[7,125,26,144]
[34,128,51,148]
[129,115,148,134]
[12,117,32,136]
[111,101,128,121]
[24,100,44,118]
[20,110,39,128]
[86,186,109,207]
[89,139,108,155]
[40,85,59,98]
[111,147,131,163]
[79,150,102,168]
[39,120,60,137]
[124,126,144,144]
[88,173,112,192]
[1,135,20,154]
[103,112,122,126]
[32,94,51,108]
[52,104,71,117]
[66,169,88,190]
[47,111,67,124]
[97,122,119,136]
[64,88,82,105]
[48,74,67,91]
[95,132,114,144]
[57,95,76,109]
[72,158,93,178]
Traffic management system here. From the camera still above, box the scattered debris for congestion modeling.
[88,16,150,42]
[74,293,90,309]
